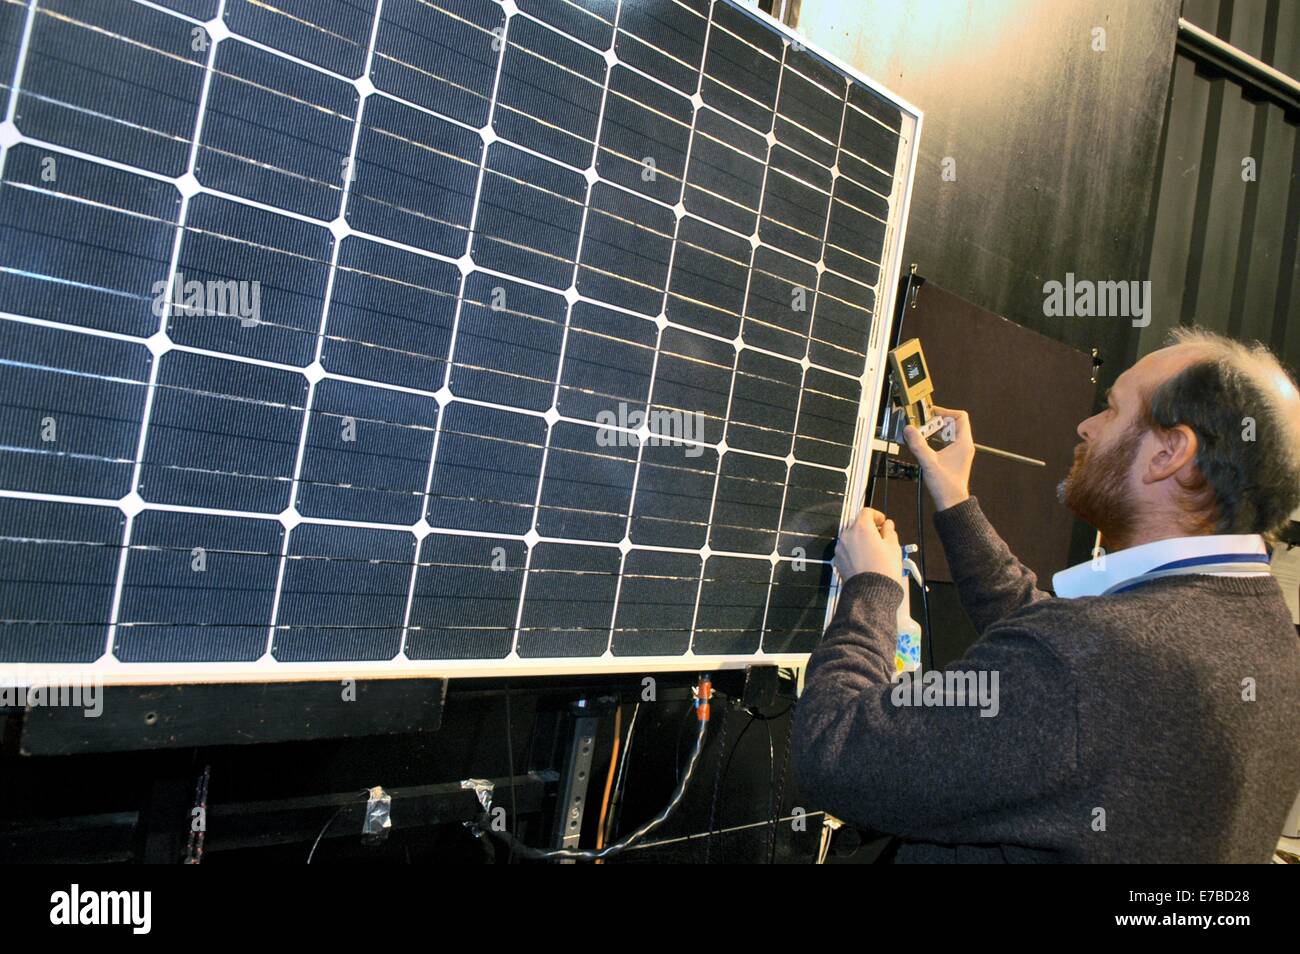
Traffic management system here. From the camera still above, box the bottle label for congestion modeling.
[895,631,921,673]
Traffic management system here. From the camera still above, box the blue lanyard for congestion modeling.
[1106,553,1271,596]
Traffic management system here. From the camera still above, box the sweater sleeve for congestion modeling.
[932,495,1053,635]
[792,573,1078,837]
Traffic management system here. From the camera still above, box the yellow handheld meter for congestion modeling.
[886,338,946,442]
[885,337,1049,468]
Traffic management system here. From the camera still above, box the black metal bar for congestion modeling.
[205,773,550,854]
[552,707,601,859]
[1176,17,1300,117]
[19,679,447,754]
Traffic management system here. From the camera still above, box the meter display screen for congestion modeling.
[901,353,927,385]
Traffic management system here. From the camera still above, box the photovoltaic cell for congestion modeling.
[495,14,606,168]
[473,141,585,287]
[517,542,620,657]
[296,378,439,525]
[764,558,832,654]
[628,442,717,549]
[372,0,503,128]
[0,145,178,338]
[612,549,700,656]
[555,301,656,422]
[665,215,749,338]
[116,511,282,662]
[406,534,525,660]
[199,40,358,221]
[0,497,123,663]
[425,402,544,535]
[597,65,692,204]
[577,180,675,314]
[350,93,482,255]
[170,193,332,366]
[709,450,785,555]
[272,523,413,660]
[695,554,770,656]
[536,420,637,541]
[0,0,916,675]
[322,237,459,388]
[20,0,203,176]
[616,0,707,94]
[0,322,150,499]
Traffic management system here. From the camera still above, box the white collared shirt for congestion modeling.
[1052,533,1271,598]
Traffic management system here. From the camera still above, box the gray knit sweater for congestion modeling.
[792,496,1300,862]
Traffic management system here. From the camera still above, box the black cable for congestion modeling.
[763,720,775,858]
[606,700,640,841]
[306,808,347,865]
[868,446,881,509]
[675,697,697,783]
[305,790,370,864]
[702,700,731,865]
[504,680,517,865]
[767,703,796,864]
[707,711,756,864]
[746,702,794,721]
[481,677,713,862]
[881,449,891,514]
[916,471,935,672]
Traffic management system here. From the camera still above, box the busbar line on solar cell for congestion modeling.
[0,331,853,485]
[399,0,516,659]
[0,306,860,468]
[553,0,612,26]
[97,0,228,659]
[503,0,623,660]
[10,11,773,244]
[755,44,851,647]
[602,0,718,657]
[245,0,359,45]
[256,0,386,661]
[94,2,873,280]
[1,125,867,353]
[681,19,784,655]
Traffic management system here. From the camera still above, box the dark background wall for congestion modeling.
[7,0,1296,864]
[798,0,1181,389]
[1141,0,1299,369]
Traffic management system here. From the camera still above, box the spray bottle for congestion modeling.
[895,543,924,675]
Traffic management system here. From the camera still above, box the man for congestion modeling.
[792,329,1300,862]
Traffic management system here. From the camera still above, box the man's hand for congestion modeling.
[903,405,974,512]
[834,507,902,584]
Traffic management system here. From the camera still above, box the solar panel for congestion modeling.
[0,0,920,682]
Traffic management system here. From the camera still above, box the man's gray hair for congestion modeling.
[1142,328,1300,537]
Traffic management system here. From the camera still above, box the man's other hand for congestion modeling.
[835,507,902,584]
[904,405,974,512]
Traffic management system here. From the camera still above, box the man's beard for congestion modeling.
[1057,422,1147,550]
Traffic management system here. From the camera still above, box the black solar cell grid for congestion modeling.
[0,0,913,671]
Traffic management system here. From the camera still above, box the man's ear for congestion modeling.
[1142,423,1199,484]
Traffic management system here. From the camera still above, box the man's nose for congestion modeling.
[1077,414,1097,442]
